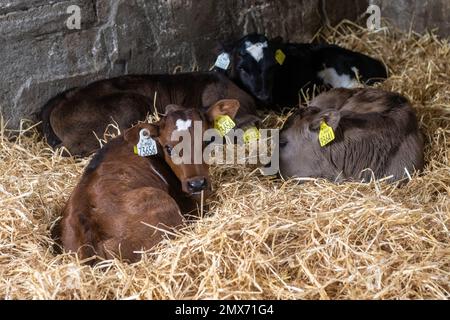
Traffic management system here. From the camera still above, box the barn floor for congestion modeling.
[0,22,449,299]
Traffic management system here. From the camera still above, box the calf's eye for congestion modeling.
[279,139,288,148]
[165,145,173,156]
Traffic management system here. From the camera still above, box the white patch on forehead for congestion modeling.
[245,41,268,62]
[175,119,192,132]
[317,67,363,88]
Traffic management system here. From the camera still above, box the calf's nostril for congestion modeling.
[187,178,207,191]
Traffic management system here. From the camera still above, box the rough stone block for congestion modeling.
[0,0,96,40]
[371,0,450,38]
[0,28,109,127]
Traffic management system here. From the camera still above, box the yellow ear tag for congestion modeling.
[243,127,261,143]
[275,49,286,65]
[214,115,236,137]
[319,121,335,147]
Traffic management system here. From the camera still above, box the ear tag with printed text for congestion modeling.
[243,127,261,143]
[214,115,236,137]
[214,52,231,70]
[319,121,335,147]
[275,49,286,65]
[134,129,158,157]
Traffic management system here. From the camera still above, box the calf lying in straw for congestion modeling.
[53,99,240,263]
[278,88,424,183]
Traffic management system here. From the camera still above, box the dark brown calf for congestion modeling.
[56,99,240,263]
[40,72,259,157]
[279,88,424,182]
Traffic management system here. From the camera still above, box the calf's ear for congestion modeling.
[213,41,233,56]
[205,99,240,123]
[309,109,341,132]
[124,122,159,144]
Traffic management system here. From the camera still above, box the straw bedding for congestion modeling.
[0,22,449,299]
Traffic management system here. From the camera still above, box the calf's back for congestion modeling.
[279,88,424,183]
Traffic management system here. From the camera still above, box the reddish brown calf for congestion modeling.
[56,99,240,263]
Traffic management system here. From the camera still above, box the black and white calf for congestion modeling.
[213,34,388,108]
[213,34,278,105]
[272,42,388,106]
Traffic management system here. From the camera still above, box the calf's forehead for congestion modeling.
[244,40,268,62]
[165,110,202,126]
[161,110,206,139]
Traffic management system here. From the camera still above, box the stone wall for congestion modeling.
[1,0,448,128]
[371,0,450,38]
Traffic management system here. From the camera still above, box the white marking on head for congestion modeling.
[245,41,268,62]
[175,119,192,132]
[317,68,362,88]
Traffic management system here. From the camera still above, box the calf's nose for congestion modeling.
[256,93,271,103]
[187,178,207,193]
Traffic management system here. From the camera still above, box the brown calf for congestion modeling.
[55,99,240,263]
[40,72,259,157]
[279,88,424,182]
